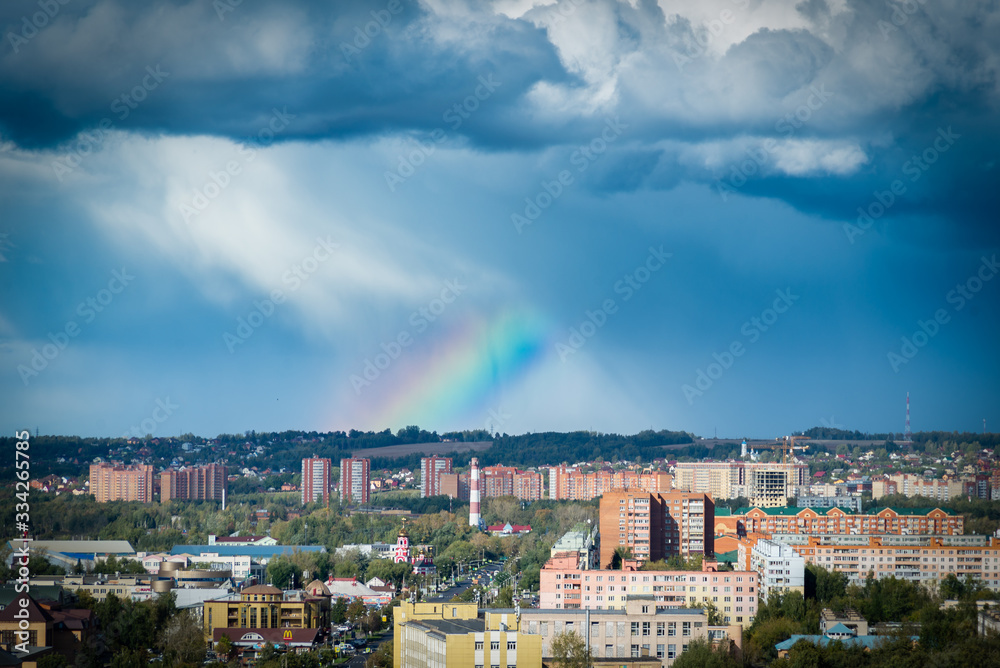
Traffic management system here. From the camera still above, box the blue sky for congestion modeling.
[0,0,997,439]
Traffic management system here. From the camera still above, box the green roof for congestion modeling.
[714,550,737,563]
[715,508,732,516]
[735,506,958,518]
[867,507,958,516]
[735,506,842,516]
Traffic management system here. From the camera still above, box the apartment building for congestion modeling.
[89,462,155,503]
[599,491,714,568]
[160,463,227,502]
[439,472,470,500]
[871,474,963,501]
[339,457,370,504]
[420,457,452,498]
[549,465,672,501]
[726,506,963,538]
[301,457,331,505]
[513,470,544,501]
[772,534,1000,591]
[736,537,804,603]
[539,554,759,625]
[794,495,863,513]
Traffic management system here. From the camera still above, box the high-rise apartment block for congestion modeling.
[301,457,332,505]
[514,470,544,501]
[160,463,227,503]
[599,491,714,568]
[548,465,672,501]
[420,457,452,498]
[439,472,470,500]
[339,457,370,504]
[89,462,155,503]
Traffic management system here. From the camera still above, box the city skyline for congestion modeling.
[1,1,998,440]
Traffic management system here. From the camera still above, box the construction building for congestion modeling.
[339,457,370,504]
[599,491,714,568]
[420,457,452,498]
[672,461,808,504]
[89,462,155,503]
[871,474,964,501]
[549,465,672,501]
[540,553,759,625]
[160,463,227,503]
[300,457,331,505]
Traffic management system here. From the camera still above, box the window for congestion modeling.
[453,607,458,618]
[507,641,516,650]
[657,644,665,658]
[631,645,640,658]
[642,622,650,636]
[642,605,649,613]
[657,622,665,636]
[475,642,484,650]
[631,622,640,636]
[668,622,676,636]
[668,644,676,659]
[683,622,691,636]
[491,641,499,650]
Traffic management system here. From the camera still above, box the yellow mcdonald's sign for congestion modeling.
[283,630,292,639]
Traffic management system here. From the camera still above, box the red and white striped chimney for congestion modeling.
[469,457,481,528]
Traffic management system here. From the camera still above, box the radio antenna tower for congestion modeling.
[904,392,912,443]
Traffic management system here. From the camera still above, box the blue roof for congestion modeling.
[775,635,916,652]
[170,545,326,557]
[826,623,854,635]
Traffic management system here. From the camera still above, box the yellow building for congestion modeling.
[203,584,328,639]
[394,600,542,668]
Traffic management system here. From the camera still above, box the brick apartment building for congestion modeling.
[540,553,759,625]
[301,457,331,505]
[549,465,673,501]
[420,457,452,498]
[89,462,154,503]
[339,457,370,504]
[599,491,714,567]
[160,463,227,502]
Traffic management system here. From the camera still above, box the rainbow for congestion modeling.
[364,309,553,431]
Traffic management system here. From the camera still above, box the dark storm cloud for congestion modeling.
[0,0,997,235]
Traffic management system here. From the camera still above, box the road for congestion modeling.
[428,563,503,602]
[342,632,390,667]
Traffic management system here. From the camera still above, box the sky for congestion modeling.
[0,0,998,440]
